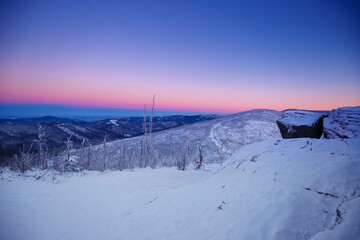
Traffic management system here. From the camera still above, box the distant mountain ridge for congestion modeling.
[0,115,220,125]
[0,114,221,161]
[0,116,85,124]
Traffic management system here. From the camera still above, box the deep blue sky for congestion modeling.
[0,0,359,117]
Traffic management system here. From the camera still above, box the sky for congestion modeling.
[0,0,359,117]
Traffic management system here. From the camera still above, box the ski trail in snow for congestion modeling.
[123,196,160,217]
[209,121,224,149]
[56,125,87,141]
[210,119,235,155]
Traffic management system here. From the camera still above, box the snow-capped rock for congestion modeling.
[277,110,328,139]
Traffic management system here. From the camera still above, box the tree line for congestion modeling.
[7,96,221,173]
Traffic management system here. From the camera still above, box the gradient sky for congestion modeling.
[0,0,359,116]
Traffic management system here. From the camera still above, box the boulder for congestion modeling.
[276,111,328,139]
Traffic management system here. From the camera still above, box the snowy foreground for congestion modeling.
[1,138,360,240]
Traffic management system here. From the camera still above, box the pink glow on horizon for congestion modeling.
[1,90,358,114]
[1,62,360,113]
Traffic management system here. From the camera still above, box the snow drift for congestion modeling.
[114,138,360,240]
[1,138,359,240]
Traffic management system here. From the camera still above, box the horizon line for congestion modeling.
[0,102,355,119]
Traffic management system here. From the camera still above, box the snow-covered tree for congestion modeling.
[14,144,34,173]
[64,155,81,172]
[63,135,81,172]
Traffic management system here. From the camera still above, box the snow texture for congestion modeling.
[1,138,359,240]
[56,124,87,141]
[108,119,119,127]
[323,106,360,139]
[95,109,282,166]
[279,110,327,127]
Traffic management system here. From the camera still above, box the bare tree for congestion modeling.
[143,95,156,168]
[129,150,135,171]
[150,148,159,169]
[87,144,92,170]
[92,147,100,170]
[140,105,147,168]
[128,149,137,171]
[139,138,144,168]
[186,132,190,156]
[176,153,183,170]
[118,142,126,171]
[81,139,85,148]
[148,95,155,152]
[43,147,49,169]
[178,152,187,171]
[102,132,108,171]
[37,124,46,167]
[14,143,34,173]
[76,139,88,169]
[197,146,205,170]
[216,144,225,164]
[65,135,73,163]
[177,134,190,171]
[169,147,176,167]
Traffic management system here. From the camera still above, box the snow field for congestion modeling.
[1,138,359,240]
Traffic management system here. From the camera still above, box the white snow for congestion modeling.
[57,125,87,141]
[0,168,86,183]
[1,138,359,240]
[338,106,360,112]
[280,110,327,127]
[84,109,281,168]
[73,125,90,133]
[323,106,360,139]
[108,119,119,127]
[209,121,223,150]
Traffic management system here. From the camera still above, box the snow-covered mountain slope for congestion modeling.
[115,138,360,240]
[100,109,282,167]
[0,114,219,161]
[323,106,360,139]
[1,138,359,240]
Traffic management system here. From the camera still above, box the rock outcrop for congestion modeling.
[323,107,360,139]
[276,111,328,139]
